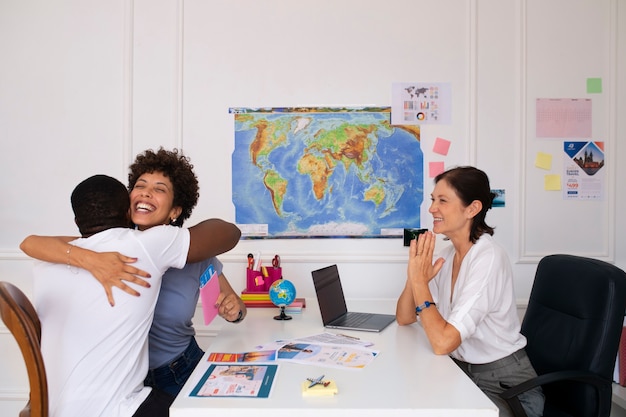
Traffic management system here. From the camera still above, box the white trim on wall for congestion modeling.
[466,0,479,165]
[518,0,530,263]
[122,0,135,171]
[607,0,618,262]
[518,0,617,263]
[0,391,28,405]
[175,0,185,149]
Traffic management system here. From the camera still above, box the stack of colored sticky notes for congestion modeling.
[240,290,306,309]
[284,300,304,314]
[301,380,338,397]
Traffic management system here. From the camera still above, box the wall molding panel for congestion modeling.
[518,0,617,262]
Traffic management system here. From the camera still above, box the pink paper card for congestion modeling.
[199,264,220,325]
[433,137,451,156]
[536,98,592,138]
[429,161,445,178]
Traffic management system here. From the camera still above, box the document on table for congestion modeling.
[207,350,277,363]
[190,364,278,398]
[276,342,378,369]
[253,340,379,370]
[286,331,374,347]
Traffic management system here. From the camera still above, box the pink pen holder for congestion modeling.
[246,267,282,292]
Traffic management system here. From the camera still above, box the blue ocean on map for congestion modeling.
[232,111,423,238]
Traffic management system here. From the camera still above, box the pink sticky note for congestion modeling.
[433,137,451,156]
[429,161,445,178]
[200,269,220,325]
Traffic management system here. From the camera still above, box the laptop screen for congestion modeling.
[311,265,348,325]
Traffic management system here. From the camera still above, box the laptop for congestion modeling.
[311,264,396,332]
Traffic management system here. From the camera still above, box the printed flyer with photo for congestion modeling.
[190,364,278,398]
[563,141,605,200]
[269,342,379,370]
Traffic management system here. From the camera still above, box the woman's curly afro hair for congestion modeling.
[128,147,199,227]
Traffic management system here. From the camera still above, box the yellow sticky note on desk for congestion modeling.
[301,380,338,397]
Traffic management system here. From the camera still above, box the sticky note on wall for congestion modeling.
[429,161,445,178]
[535,152,552,170]
[432,137,451,156]
[587,78,602,94]
[544,174,561,191]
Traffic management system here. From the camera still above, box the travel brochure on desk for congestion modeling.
[191,332,379,397]
[190,364,278,398]
[273,342,378,369]
[205,343,378,371]
[203,332,379,371]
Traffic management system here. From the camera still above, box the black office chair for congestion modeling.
[0,281,48,417]
[499,254,626,417]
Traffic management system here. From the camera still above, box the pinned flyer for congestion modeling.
[200,264,220,325]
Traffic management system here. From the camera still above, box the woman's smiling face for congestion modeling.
[429,179,473,240]
[129,172,182,231]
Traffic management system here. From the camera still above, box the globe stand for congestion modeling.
[274,306,292,321]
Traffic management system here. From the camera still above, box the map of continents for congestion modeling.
[231,108,423,237]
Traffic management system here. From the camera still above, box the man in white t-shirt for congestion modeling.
[31,175,240,417]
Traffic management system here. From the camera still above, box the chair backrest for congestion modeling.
[522,254,626,417]
[0,282,48,417]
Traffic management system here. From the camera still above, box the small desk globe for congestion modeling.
[268,279,296,320]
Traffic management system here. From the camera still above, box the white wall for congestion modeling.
[1,0,624,413]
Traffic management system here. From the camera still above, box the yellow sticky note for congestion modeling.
[301,380,338,397]
[535,152,552,170]
[544,174,561,191]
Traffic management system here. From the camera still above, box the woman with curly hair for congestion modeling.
[21,147,246,405]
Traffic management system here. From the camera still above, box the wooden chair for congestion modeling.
[0,281,48,417]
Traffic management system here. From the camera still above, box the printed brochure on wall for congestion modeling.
[563,141,605,200]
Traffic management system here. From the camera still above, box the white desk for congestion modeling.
[170,299,498,417]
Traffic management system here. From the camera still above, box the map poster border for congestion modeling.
[229,106,392,115]
[228,106,424,239]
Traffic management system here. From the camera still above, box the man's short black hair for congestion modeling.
[71,175,131,237]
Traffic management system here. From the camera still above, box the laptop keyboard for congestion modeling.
[340,312,371,327]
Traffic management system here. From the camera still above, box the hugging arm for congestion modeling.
[20,235,151,306]
[20,218,241,306]
[186,219,241,263]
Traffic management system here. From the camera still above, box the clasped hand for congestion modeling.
[407,231,444,286]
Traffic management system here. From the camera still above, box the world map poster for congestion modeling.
[230,107,423,238]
